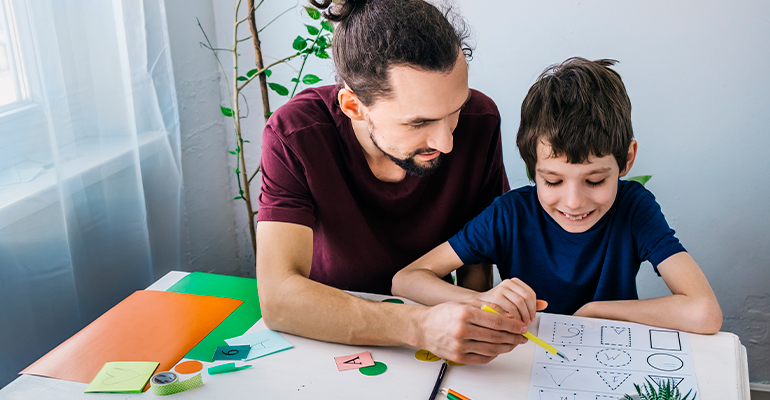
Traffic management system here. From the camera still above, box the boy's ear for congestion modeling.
[619,140,638,178]
[338,88,366,122]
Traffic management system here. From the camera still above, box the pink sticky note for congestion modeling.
[334,351,375,371]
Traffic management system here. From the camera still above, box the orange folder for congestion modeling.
[22,290,243,385]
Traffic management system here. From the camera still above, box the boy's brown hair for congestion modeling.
[516,57,633,180]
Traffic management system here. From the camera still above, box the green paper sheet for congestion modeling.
[167,272,261,361]
[85,361,159,393]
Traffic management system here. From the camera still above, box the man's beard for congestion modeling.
[367,126,445,177]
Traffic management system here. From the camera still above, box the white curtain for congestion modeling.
[0,0,183,386]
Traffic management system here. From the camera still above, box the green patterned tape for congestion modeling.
[150,371,203,396]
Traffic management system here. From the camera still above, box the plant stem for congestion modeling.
[247,0,272,123]
[290,30,324,98]
[233,0,257,256]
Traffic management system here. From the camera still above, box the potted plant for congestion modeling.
[623,378,696,400]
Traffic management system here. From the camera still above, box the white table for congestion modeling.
[0,271,750,399]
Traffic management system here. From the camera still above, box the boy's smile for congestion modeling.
[534,140,636,233]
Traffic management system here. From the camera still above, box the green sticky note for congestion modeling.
[167,272,261,361]
[84,361,159,393]
[208,362,252,375]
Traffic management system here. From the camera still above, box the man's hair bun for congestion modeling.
[308,0,365,22]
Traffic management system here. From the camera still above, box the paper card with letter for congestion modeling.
[225,329,293,360]
[527,313,699,399]
[21,290,242,388]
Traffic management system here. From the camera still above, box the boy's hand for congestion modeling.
[475,278,546,324]
[415,298,529,364]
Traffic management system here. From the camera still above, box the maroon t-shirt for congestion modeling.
[258,85,509,294]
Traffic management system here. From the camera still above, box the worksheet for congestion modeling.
[527,313,699,400]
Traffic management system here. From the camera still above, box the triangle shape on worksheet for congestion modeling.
[543,366,579,387]
[648,375,684,388]
[596,371,631,390]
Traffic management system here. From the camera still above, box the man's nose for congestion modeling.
[426,120,454,154]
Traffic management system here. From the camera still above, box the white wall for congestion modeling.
[165,0,242,275]
[173,0,770,383]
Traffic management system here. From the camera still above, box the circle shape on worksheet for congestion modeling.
[359,361,388,376]
[414,349,441,362]
[174,360,203,374]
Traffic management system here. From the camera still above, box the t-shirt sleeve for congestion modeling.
[257,125,316,228]
[631,186,686,273]
[448,196,509,266]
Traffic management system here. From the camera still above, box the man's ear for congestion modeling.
[619,140,638,178]
[338,88,366,121]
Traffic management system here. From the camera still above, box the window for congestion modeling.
[0,0,26,108]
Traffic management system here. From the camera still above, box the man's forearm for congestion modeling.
[260,273,423,346]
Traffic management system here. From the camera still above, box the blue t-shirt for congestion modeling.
[448,180,685,315]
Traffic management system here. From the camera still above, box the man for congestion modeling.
[256,0,528,364]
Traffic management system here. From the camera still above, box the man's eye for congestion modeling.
[587,179,606,187]
[544,180,561,187]
[411,122,428,129]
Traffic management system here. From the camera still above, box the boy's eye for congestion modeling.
[410,122,428,129]
[586,179,606,187]
[543,180,561,187]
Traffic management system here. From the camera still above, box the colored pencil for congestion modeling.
[440,387,472,400]
[481,304,569,361]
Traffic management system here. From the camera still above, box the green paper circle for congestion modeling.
[381,298,404,304]
[359,361,388,376]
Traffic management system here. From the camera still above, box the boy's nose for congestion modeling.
[564,185,586,210]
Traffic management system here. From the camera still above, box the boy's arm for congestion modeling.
[573,252,722,334]
[392,242,478,305]
[393,242,543,324]
[258,222,530,364]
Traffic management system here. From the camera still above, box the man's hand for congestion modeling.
[474,278,547,325]
[414,298,529,364]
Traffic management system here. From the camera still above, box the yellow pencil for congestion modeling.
[481,304,569,361]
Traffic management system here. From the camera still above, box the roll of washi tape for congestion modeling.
[150,370,203,396]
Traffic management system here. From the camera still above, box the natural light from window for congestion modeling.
[0,1,20,108]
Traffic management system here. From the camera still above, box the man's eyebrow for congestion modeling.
[402,90,472,124]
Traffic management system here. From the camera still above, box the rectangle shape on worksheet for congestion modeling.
[527,313,699,400]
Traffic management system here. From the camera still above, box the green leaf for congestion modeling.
[220,106,234,117]
[292,36,308,51]
[321,20,334,32]
[268,82,289,96]
[305,25,320,35]
[302,74,322,84]
[236,76,248,81]
[234,196,243,200]
[247,69,258,78]
[315,49,330,59]
[627,175,652,186]
[304,6,320,20]
[264,69,272,77]
[229,151,236,155]
[316,36,328,48]
[243,140,250,143]
[291,78,299,83]
[266,111,273,117]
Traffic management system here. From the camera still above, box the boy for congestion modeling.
[392,57,722,334]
